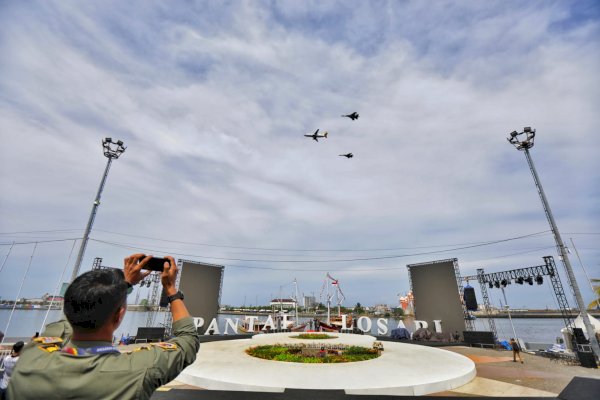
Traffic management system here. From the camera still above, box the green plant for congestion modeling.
[246,344,379,363]
[291,333,337,340]
[588,279,600,310]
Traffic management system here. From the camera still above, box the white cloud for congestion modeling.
[0,1,598,311]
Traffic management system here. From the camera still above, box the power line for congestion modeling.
[92,228,551,252]
[89,230,554,265]
[0,238,81,246]
[0,229,82,235]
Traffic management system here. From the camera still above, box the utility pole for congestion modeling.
[570,238,599,310]
[508,127,600,357]
[71,138,126,282]
[501,287,518,340]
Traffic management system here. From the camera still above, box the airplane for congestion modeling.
[339,153,353,158]
[341,112,359,120]
[304,129,328,142]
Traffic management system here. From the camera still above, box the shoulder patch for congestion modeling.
[154,342,178,351]
[34,337,63,344]
[38,344,61,353]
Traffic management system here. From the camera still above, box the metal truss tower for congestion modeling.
[145,273,162,327]
[543,256,575,331]
[163,259,183,337]
[453,259,475,331]
[476,268,498,342]
[91,257,103,270]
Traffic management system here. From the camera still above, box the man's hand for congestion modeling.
[124,253,152,285]
[161,256,179,296]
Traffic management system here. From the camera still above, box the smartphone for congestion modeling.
[144,257,167,272]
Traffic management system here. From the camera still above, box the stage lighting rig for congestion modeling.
[507,127,535,150]
[526,277,534,285]
[71,137,127,282]
[507,126,600,356]
[102,137,127,159]
[536,275,544,285]
[516,277,524,285]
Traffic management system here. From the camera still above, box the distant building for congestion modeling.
[42,293,64,303]
[399,291,414,314]
[270,298,297,310]
[373,304,391,315]
[60,282,70,296]
[303,296,316,308]
[21,298,45,305]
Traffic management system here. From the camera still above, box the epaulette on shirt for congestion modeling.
[153,342,178,351]
[33,336,63,353]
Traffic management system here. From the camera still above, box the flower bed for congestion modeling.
[246,344,380,363]
[290,333,337,340]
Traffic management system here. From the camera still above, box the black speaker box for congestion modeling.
[159,287,169,308]
[576,350,598,369]
[573,327,589,344]
[464,286,478,311]
[463,331,495,345]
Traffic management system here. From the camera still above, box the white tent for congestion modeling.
[565,314,600,333]
[560,314,600,350]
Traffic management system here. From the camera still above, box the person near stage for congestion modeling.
[509,338,523,363]
[0,341,24,400]
[8,254,200,400]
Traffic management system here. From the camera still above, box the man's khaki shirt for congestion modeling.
[8,316,199,399]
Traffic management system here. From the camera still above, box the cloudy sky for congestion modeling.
[1,0,599,311]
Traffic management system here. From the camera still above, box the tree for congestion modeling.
[140,299,150,310]
[354,302,364,314]
[392,307,405,318]
[588,279,600,310]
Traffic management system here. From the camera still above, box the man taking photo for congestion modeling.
[8,254,199,400]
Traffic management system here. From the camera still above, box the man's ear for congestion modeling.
[114,304,126,327]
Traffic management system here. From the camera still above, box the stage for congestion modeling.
[176,332,476,396]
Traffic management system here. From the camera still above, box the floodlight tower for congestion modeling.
[507,127,599,357]
[71,138,126,282]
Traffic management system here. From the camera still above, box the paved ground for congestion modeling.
[437,346,599,396]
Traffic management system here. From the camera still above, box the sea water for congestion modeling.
[1,309,566,344]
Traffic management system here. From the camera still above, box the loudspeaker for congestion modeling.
[464,286,478,311]
[159,288,169,308]
[463,331,495,345]
[573,328,589,344]
[576,350,598,369]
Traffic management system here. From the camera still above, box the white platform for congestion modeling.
[177,332,476,396]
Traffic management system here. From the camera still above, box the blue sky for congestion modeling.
[0,0,599,312]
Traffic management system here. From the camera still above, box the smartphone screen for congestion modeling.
[145,257,167,271]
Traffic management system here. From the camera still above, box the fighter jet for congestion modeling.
[341,112,359,120]
[304,129,328,142]
[339,153,353,158]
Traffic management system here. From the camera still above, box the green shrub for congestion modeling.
[291,333,337,340]
[344,346,377,355]
[246,344,379,363]
[273,353,305,362]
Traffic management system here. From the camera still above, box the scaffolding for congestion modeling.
[144,272,162,327]
[464,256,574,345]
[476,268,498,342]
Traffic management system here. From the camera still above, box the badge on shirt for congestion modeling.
[34,337,63,344]
[154,342,178,351]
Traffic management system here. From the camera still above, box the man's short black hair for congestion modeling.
[13,341,24,353]
[64,268,127,331]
